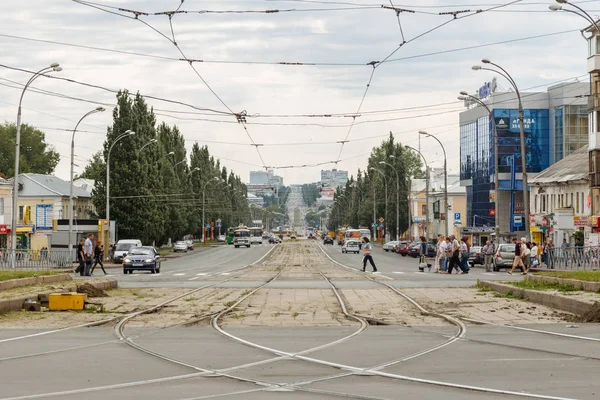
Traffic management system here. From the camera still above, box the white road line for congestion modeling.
[482,273,496,276]
[220,273,230,276]
[392,271,405,274]
[173,273,186,276]
[196,273,208,276]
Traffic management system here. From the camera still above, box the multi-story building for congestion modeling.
[529,145,590,245]
[320,169,348,189]
[249,169,283,188]
[0,178,12,248]
[459,81,588,239]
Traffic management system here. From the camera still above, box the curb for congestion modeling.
[0,273,72,291]
[528,275,600,293]
[0,279,118,313]
[482,280,597,316]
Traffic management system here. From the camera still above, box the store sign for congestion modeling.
[0,225,7,234]
[461,227,494,234]
[477,78,497,100]
[511,117,536,130]
[36,204,53,231]
[574,216,591,227]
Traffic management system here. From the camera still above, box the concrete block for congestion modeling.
[0,300,11,313]
[40,274,71,284]
[22,301,41,312]
[528,275,600,293]
[483,281,596,316]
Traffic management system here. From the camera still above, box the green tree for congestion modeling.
[76,151,104,181]
[0,123,59,177]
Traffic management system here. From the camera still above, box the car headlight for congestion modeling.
[124,258,131,263]
[145,259,153,263]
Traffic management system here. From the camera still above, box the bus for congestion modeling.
[226,227,235,245]
[233,226,251,248]
[249,227,263,245]
[358,228,371,241]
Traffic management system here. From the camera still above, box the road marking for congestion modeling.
[173,273,186,276]
[392,271,405,274]
[188,277,201,281]
[487,357,581,362]
[220,273,230,276]
[414,272,426,274]
[196,273,208,276]
[482,273,496,276]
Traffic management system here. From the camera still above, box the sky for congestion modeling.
[0,0,594,185]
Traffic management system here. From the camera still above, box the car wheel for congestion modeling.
[246,245,250,248]
[235,245,239,248]
[493,263,499,272]
[342,249,346,253]
[151,266,156,274]
[123,268,127,274]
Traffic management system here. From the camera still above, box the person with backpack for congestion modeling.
[509,237,527,275]
[91,241,106,275]
[361,237,377,273]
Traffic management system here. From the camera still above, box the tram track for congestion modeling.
[0,241,594,400]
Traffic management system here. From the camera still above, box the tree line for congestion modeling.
[327,134,423,240]
[82,90,251,246]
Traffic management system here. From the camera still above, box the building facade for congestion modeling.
[249,169,283,188]
[459,82,588,239]
[320,169,348,189]
[0,178,12,248]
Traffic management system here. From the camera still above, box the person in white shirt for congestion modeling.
[530,242,539,267]
[435,234,446,273]
[83,234,94,276]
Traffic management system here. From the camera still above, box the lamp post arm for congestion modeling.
[565,2,600,34]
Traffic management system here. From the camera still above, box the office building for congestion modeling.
[320,169,348,189]
[459,81,588,237]
[249,169,283,188]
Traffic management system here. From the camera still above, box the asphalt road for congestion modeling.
[1,325,599,399]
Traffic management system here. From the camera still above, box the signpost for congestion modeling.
[454,212,461,221]
[513,215,523,228]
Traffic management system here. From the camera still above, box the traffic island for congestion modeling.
[480,280,600,321]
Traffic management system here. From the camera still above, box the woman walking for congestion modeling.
[361,237,377,272]
[91,240,106,275]
[459,237,470,274]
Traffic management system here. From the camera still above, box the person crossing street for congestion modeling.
[482,241,495,272]
[361,237,377,272]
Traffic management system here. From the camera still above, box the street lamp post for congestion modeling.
[473,59,529,236]
[379,160,400,241]
[418,131,448,237]
[459,92,500,242]
[139,139,157,153]
[405,146,430,239]
[106,130,135,246]
[11,63,62,267]
[69,107,105,260]
[370,168,388,241]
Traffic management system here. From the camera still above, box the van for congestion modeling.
[114,239,142,263]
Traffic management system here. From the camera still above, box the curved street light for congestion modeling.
[68,106,105,258]
[459,92,500,242]
[139,139,157,153]
[472,59,529,236]
[419,130,448,237]
[11,63,62,265]
[106,130,135,245]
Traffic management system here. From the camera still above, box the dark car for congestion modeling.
[123,246,161,274]
[468,246,484,267]
[396,241,410,256]
[323,236,334,245]
[408,242,436,258]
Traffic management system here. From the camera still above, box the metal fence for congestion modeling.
[0,249,73,271]
[542,246,600,270]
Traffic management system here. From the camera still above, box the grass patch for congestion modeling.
[510,279,579,293]
[535,271,600,282]
[292,311,300,318]
[0,271,63,282]
[183,297,196,302]
[230,313,245,319]
[86,306,99,313]
[474,279,492,292]
[224,301,236,308]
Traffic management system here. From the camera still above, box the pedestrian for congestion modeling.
[530,242,539,267]
[84,233,94,276]
[544,238,554,269]
[482,240,495,272]
[75,238,85,276]
[521,238,531,271]
[91,241,106,275]
[509,237,527,275]
[447,235,461,274]
[109,243,115,263]
[459,237,470,274]
[435,234,445,273]
[361,237,377,272]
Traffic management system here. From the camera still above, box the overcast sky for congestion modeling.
[0,0,593,185]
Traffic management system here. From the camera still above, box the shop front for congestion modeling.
[0,225,9,248]
[15,225,35,249]
[460,227,495,246]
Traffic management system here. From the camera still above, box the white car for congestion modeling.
[383,241,399,252]
[342,240,361,254]
[185,240,194,250]
[174,241,188,252]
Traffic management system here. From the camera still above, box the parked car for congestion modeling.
[408,242,436,258]
[494,243,516,271]
[269,236,281,244]
[123,246,161,274]
[113,239,142,264]
[185,240,194,250]
[217,235,226,242]
[396,241,411,256]
[468,246,483,267]
[174,241,188,252]
[342,239,361,254]
[383,241,399,252]
[323,236,334,245]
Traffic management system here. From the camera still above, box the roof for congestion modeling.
[18,173,90,198]
[529,145,588,186]
[73,178,95,195]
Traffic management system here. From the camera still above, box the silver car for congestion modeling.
[383,241,399,252]
[174,241,188,253]
[494,244,516,271]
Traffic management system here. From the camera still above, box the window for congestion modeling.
[576,192,580,213]
[421,204,426,216]
[0,198,3,215]
[18,205,24,222]
[571,193,574,208]
[542,195,546,213]
[535,195,538,213]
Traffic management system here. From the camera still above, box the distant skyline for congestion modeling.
[0,1,591,185]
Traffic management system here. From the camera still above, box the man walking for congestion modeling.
[75,238,85,276]
[84,233,94,277]
[509,237,527,275]
[482,240,495,272]
[447,235,461,274]
[361,237,377,272]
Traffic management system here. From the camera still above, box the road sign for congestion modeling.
[489,209,496,217]
[380,222,384,228]
[372,223,377,228]
[454,213,461,220]
[513,215,522,228]
[379,217,384,223]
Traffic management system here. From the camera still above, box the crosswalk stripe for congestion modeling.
[392,271,405,274]
[173,273,186,276]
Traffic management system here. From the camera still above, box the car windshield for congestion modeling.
[176,241,186,245]
[129,248,152,255]
[116,243,135,251]
[500,244,516,252]
[235,230,250,237]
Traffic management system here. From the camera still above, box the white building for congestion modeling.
[321,169,348,189]
[247,193,264,206]
[529,145,591,245]
[250,169,283,188]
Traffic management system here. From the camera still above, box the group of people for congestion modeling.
[432,235,471,274]
[74,233,106,276]
[508,237,541,275]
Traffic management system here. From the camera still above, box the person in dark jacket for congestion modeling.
[91,241,106,275]
[75,239,85,276]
